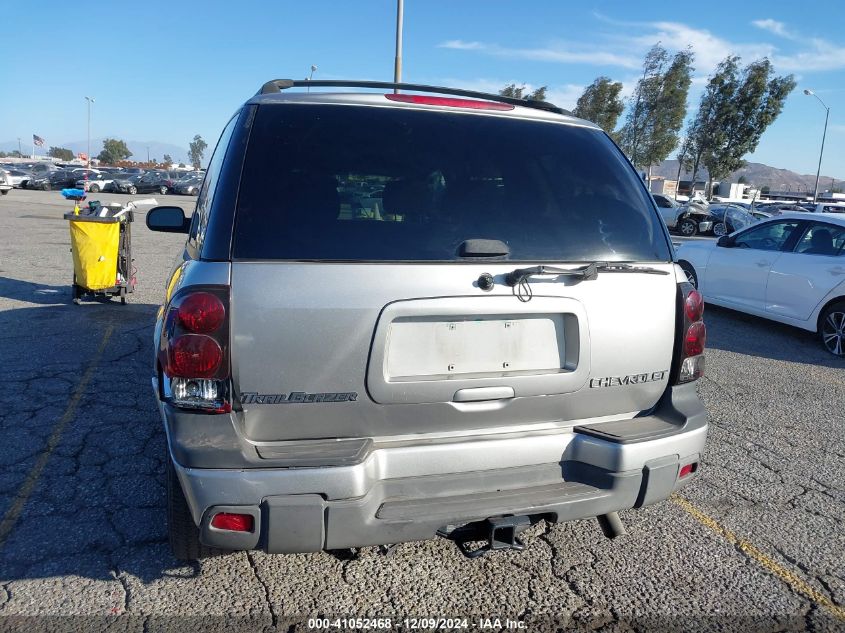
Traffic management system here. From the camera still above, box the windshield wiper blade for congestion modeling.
[505,262,668,287]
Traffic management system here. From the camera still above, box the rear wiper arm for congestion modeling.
[505,262,669,287]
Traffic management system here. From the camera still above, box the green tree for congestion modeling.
[572,77,625,134]
[619,45,668,169]
[48,146,74,161]
[163,153,173,167]
[188,135,208,169]
[619,45,694,184]
[499,83,548,101]
[97,138,132,164]
[760,185,770,194]
[685,56,795,196]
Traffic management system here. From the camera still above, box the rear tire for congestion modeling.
[713,222,728,237]
[678,217,698,237]
[160,185,168,195]
[0,190,8,195]
[128,185,137,195]
[679,261,698,289]
[89,184,100,193]
[167,456,216,560]
[42,182,51,191]
[819,301,845,357]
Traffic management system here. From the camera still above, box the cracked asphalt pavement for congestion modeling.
[0,190,843,632]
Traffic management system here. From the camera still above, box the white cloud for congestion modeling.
[438,18,845,85]
[628,21,773,72]
[439,40,486,51]
[752,19,793,39]
[437,40,641,69]
[772,38,845,72]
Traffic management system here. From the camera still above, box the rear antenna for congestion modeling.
[307,64,317,93]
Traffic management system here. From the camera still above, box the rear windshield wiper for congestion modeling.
[505,262,669,302]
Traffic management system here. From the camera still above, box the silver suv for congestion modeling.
[147,80,708,560]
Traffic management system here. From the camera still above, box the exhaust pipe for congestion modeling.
[597,512,627,539]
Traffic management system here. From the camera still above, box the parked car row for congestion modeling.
[85,169,202,196]
[0,163,204,196]
[653,194,845,238]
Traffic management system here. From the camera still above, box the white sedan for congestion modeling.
[676,212,845,356]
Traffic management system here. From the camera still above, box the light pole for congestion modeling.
[804,88,829,203]
[394,0,404,91]
[17,138,21,156]
[84,96,94,169]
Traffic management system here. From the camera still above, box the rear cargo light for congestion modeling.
[385,93,515,110]
[673,282,706,385]
[210,513,254,532]
[160,286,231,413]
[177,292,225,333]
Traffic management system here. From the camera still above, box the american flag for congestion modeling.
[32,134,45,147]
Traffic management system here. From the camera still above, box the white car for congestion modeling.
[810,202,845,214]
[676,212,845,356]
[0,169,12,195]
[652,193,713,236]
[75,175,115,193]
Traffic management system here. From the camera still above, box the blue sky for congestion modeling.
[2,0,843,179]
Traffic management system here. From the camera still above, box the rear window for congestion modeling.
[233,104,670,262]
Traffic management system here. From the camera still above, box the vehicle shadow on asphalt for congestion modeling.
[704,304,843,368]
[0,300,201,585]
[0,276,74,305]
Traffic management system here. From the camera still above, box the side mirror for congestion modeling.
[146,206,190,233]
[716,235,732,248]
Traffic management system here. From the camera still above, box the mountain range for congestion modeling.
[651,160,841,193]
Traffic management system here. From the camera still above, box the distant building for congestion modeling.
[648,177,678,197]
[714,181,760,202]
[677,180,707,197]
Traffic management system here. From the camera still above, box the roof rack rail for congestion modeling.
[257,79,570,116]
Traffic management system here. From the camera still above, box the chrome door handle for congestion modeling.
[756,260,771,267]
[829,266,845,275]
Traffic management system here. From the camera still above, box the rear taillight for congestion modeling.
[684,289,704,322]
[684,321,706,357]
[177,292,225,333]
[168,334,223,377]
[160,286,230,413]
[673,284,706,384]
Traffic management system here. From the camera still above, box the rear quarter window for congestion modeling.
[233,104,671,263]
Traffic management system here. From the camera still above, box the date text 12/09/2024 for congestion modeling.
[307,618,528,630]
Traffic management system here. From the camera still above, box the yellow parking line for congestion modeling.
[672,495,845,621]
[0,324,114,549]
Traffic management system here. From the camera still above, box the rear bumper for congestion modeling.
[161,384,707,553]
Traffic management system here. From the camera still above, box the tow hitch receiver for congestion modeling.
[438,515,532,559]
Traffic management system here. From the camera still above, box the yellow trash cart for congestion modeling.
[65,209,135,304]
